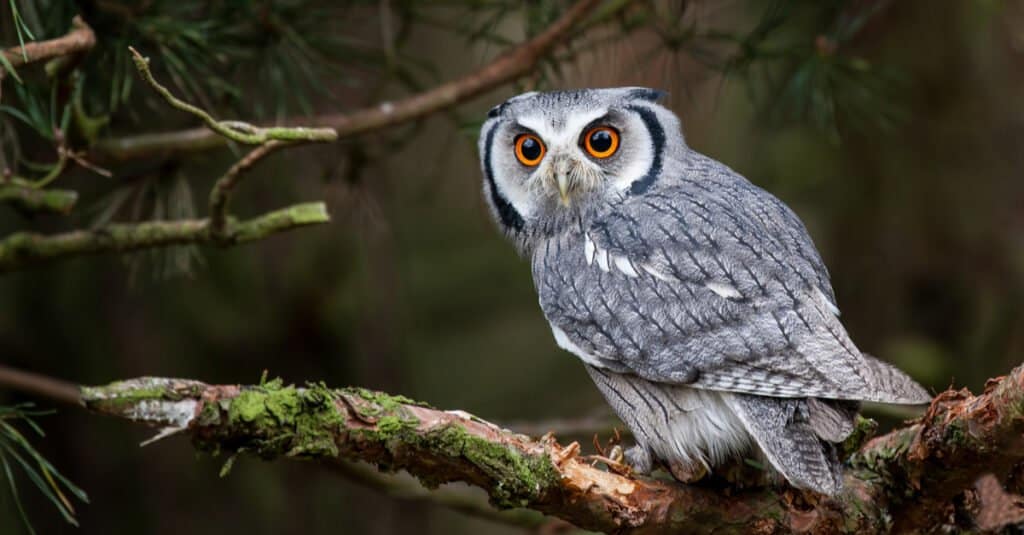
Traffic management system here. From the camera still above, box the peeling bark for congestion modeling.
[75,364,1024,533]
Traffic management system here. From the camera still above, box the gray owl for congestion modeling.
[478,87,930,496]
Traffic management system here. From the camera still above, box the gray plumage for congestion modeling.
[478,87,930,495]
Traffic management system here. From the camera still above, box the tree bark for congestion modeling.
[75,363,1024,534]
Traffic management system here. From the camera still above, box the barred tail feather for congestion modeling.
[862,353,931,405]
[724,393,845,496]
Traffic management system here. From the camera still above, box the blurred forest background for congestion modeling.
[0,0,1022,534]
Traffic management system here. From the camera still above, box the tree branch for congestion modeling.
[208,140,288,240]
[0,364,81,406]
[91,0,607,162]
[0,202,329,272]
[0,16,96,79]
[126,48,336,146]
[67,363,1024,533]
[0,49,338,273]
[0,183,77,214]
[329,460,562,531]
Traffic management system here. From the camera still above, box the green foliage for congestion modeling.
[0,404,88,535]
[716,0,908,140]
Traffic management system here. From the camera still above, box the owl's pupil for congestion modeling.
[521,138,541,159]
[590,130,612,152]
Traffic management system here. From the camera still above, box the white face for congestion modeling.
[482,100,656,222]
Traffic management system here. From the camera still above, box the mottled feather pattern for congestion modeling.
[480,88,930,496]
[534,164,928,404]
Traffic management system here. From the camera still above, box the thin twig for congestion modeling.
[127,47,337,146]
[0,202,329,272]
[93,0,610,161]
[208,140,288,239]
[0,365,81,406]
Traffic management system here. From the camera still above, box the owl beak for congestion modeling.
[552,155,573,206]
[556,174,571,206]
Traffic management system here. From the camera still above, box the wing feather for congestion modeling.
[534,158,928,404]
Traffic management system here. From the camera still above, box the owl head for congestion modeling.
[478,87,684,250]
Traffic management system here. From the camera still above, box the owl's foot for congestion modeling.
[623,445,653,475]
[665,459,709,483]
[584,444,633,476]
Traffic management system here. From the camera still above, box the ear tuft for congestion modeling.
[628,88,667,103]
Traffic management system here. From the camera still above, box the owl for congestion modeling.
[478,88,930,495]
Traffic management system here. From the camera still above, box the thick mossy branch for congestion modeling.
[849,365,1024,531]
[76,366,1024,533]
[0,202,328,272]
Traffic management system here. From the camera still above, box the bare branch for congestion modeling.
[0,16,96,76]
[92,0,609,162]
[0,202,329,273]
[0,365,81,406]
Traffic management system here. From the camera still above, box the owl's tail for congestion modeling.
[861,353,932,405]
[724,394,856,496]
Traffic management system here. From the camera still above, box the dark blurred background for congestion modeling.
[1,1,1022,533]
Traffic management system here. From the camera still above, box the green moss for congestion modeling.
[199,381,348,459]
[426,425,559,508]
[942,419,971,450]
[191,381,557,510]
[196,399,224,426]
[841,416,879,459]
[334,391,557,508]
[347,387,429,412]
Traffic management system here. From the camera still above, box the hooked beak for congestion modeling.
[552,155,572,207]
[556,174,571,206]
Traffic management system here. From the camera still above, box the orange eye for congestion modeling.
[514,134,545,166]
[583,126,619,158]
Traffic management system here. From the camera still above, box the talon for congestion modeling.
[609,444,624,464]
[667,460,708,483]
[583,454,633,476]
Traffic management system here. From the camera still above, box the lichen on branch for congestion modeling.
[0,202,328,272]
[0,45,337,273]
[77,363,1024,533]
[0,184,77,214]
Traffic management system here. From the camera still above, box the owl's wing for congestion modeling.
[534,160,929,404]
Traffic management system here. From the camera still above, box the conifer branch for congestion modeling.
[127,48,337,146]
[0,183,77,214]
[0,49,337,273]
[92,0,607,161]
[0,16,96,80]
